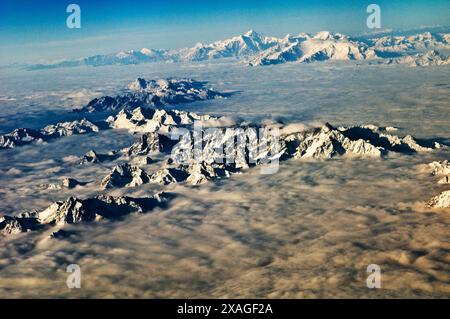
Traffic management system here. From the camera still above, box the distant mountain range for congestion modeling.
[27,29,450,70]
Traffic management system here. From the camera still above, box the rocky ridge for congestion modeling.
[427,190,450,208]
[0,78,225,150]
[0,119,99,149]
[2,104,447,237]
[100,163,150,189]
[425,160,450,208]
[39,178,83,190]
[106,106,217,133]
[76,78,224,113]
[0,192,171,236]
[119,119,442,186]
[387,50,450,67]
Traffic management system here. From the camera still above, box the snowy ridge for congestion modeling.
[100,163,150,189]
[107,106,217,133]
[427,190,450,208]
[0,192,171,236]
[386,50,450,67]
[0,119,99,149]
[115,114,442,187]
[370,31,450,52]
[27,29,450,69]
[424,160,450,208]
[248,32,377,66]
[1,108,445,236]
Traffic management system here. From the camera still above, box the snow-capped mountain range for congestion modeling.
[1,106,446,236]
[248,31,378,66]
[2,71,449,237]
[387,50,450,66]
[27,29,450,70]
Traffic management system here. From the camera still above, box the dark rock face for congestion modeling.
[81,150,101,163]
[138,156,154,164]
[49,229,78,239]
[39,177,84,191]
[80,150,118,164]
[149,168,190,185]
[38,197,98,224]
[0,128,45,149]
[80,95,145,113]
[0,215,41,235]
[61,178,81,189]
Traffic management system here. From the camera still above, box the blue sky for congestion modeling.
[1,0,450,64]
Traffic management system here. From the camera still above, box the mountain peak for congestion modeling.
[244,29,260,38]
[140,48,153,55]
[128,77,148,91]
[314,31,333,40]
